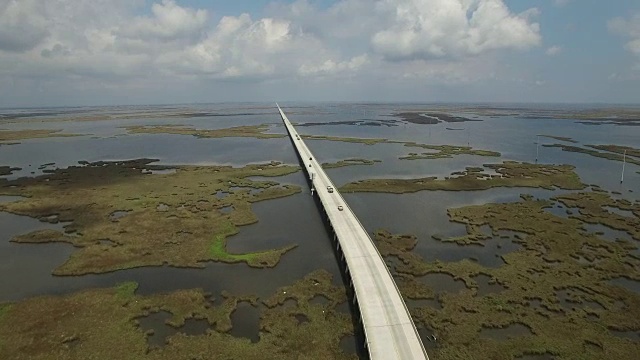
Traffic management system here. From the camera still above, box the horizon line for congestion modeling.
[2,100,640,110]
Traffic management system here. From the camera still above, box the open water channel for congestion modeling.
[1,103,639,357]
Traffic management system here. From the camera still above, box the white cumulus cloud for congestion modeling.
[370,0,541,60]
[0,0,547,105]
[120,0,208,42]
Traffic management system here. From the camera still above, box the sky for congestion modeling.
[0,0,639,107]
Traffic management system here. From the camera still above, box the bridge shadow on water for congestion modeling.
[288,135,370,360]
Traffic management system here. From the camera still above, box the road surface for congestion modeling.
[277,104,430,360]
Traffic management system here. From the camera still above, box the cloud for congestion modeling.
[608,13,640,56]
[154,14,358,79]
[546,45,563,56]
[119,0,208,42]
[553,0,571,7]
[370,0,541,60]
[154,14,291,78]
[0,0,546,105]
[0,0,50,52]
[41,44,71,58]
[298,55,369,76]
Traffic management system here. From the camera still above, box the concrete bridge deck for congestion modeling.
[277,104,429,360]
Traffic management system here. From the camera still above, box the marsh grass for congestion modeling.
[341,162,585,193]
[374,190,640,359]
[0,270,355,360]
[125,124,285,139]
[0,129,82,144]
[0,159,301,275]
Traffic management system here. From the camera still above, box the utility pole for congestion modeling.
[536,135,540,164]
[621,150,626,183]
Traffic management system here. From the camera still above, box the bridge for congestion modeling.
[277,104,430,360]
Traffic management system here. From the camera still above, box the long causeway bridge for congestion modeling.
[277,104,430,360]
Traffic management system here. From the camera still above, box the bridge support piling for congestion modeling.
[277,104,429,360]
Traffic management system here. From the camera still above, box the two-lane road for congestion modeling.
[277,104,429,360]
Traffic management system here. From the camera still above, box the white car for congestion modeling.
[338,205,343,211]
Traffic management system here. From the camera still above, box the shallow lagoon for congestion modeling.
[1,103,639,357]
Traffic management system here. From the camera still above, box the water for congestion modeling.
[229,302,260,343]
[0,176,343,302]
[419,273,467,294]
[0,211,75,301]
[109,210,131,221]
[408,298,442,310]
[610,330,640,341]
[137,311,211,348]
[473,274,506,296]
[609,277,640,294]
[555,289,604,310]
[0,135,299,180]
[581,223,634,242]
[0,196,25,203]
[219,206,233,214]
[2,103,640,356]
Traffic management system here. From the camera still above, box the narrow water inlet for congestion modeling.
[229,302,260,343]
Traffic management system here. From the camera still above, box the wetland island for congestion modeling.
[1,103,639,360]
